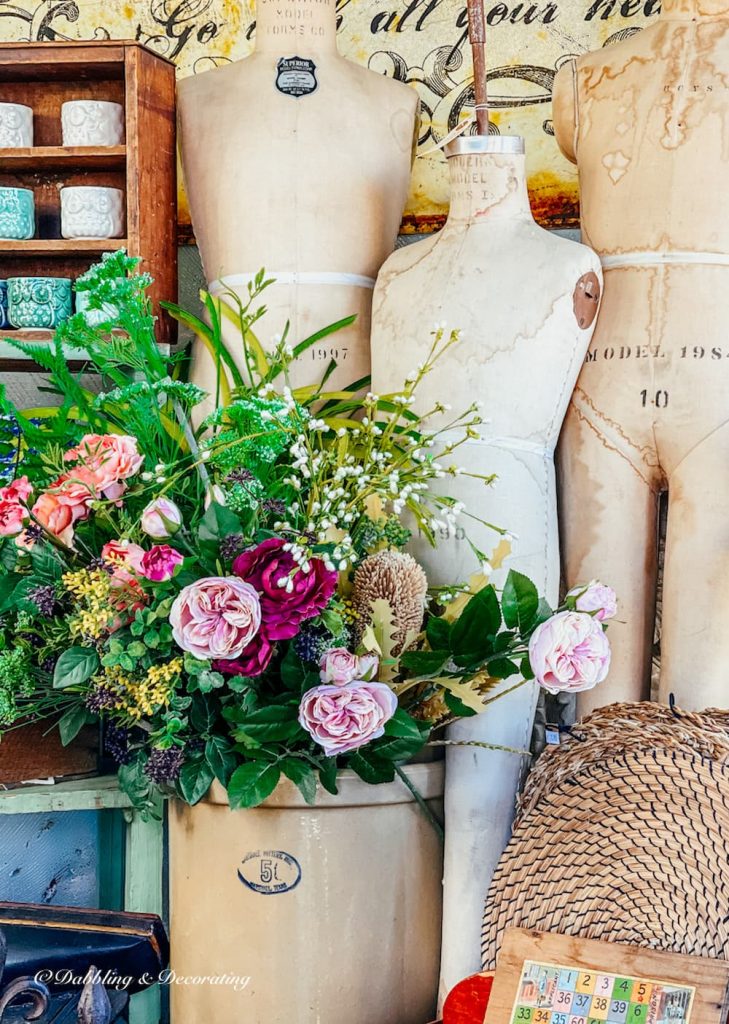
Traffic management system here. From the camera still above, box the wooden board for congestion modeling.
[485,931,729,1024]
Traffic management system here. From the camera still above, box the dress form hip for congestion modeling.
[177,0,418,395]
[370,136,602,999]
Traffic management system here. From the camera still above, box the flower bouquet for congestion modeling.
[0,252,615,815]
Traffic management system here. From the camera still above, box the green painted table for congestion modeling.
[0,775,165,1024]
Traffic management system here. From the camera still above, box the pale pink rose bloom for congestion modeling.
[65,434,143,500]
[319,648,360,686]
[0,476,32,537]
[528,611,611,695]
[101,539,146,584]
[141,545,184,582]
[298,681,398,757]
[568,580,618,622]
[141,497,182,539]
[170,576,262,660]
[319,649,381,685]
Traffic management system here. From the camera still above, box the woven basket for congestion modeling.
[481,702,729,969]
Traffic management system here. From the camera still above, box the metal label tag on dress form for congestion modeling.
[276,57,318,98]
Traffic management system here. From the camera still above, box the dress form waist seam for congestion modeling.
[208,271,377,294]
[602,251,729,270]
[439,430,554,458]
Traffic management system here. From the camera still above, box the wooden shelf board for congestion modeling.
[0,238,128,256]
[0,774,131,813]
[0,145,126,172]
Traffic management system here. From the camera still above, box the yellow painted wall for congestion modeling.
[0,0,657,229]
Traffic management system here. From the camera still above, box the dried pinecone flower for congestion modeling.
[352,550,428,655]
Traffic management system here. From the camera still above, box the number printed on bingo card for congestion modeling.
[509,961,695,1024]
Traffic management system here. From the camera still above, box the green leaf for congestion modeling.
[373,731,429,762]
[197,670,225,693]
[281,757,317,805]
[231,705,304,745]
[520,656,535,681]
[53,647,99,689]
[426,615,451,651]
[348,749,395,785]
[127,641,147,658]
[29,544,63,582]
[443,689,478,718]
[179,759,215,806]
[0,540,17,573]
[450,585,501,659]
[197,502,243,548]
[189,694,217,734]
[384,708,428,741]
[228,761,281,809]
[399,649,449,677]
[318,757,339,796]
[486,657,520,679]
[280,646,306,689]
[59,706,91,746]
[502,570,539,633]
[532,598,554,628]
[205,736,237,787]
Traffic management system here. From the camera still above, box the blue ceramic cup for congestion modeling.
[0,187,34,240]
[0,282,8,330]
[8,277,72,330]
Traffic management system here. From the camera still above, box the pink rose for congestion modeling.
[568,580,618,622]
[141,497,182,539]
[65,434,143,500]
[0,476,31,536]
[30,475,94,547]
[319,648,379,685]
[528,611,611,695]
[213,631,275,678]
[141,544,184,582]
[233,538,337,641]
[299,681,398,756]
[170,576,262,660]
[102,539,146,583]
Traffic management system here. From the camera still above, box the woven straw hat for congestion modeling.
[481,702,729,969]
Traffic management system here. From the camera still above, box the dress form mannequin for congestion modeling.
[177,0,418,393]
[370,135,602,1000]
[553,0,729,715]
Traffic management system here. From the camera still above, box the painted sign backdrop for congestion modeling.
[0,0,658,230]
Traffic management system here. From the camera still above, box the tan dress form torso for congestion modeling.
[553,0,729,714]
[178,0,418,394]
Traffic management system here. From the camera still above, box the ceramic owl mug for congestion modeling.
[0,103,33,148]
[61,186,125,240]
[7,277,72,329]
[61,101,124,147]
[0,187,35,240]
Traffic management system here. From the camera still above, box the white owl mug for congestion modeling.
[61,186,125,240]
[61,101,124,147]
[0,103,33,148]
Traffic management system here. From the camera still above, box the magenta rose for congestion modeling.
[141,544,184,582]
[213,631,275,678]
[170,576,262,660]
[567,580,618,622]
[298,681,398,757]
[233,537,337,641]
[528,611,611,695]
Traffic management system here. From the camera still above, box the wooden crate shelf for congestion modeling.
[0,238,129,256]
[0,40,177,366]
[0,145,126,172]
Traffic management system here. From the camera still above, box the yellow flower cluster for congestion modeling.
[110,658,183,721]
[62,568,115,639]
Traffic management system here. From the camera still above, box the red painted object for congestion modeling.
[442,970,495,1024]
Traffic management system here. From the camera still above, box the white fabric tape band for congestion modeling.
[602,251,729,270]
[437,430,552,457]
[208,272,376,295]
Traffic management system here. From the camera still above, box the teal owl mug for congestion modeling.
[0,187,34,240]
[8,277,72,329]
